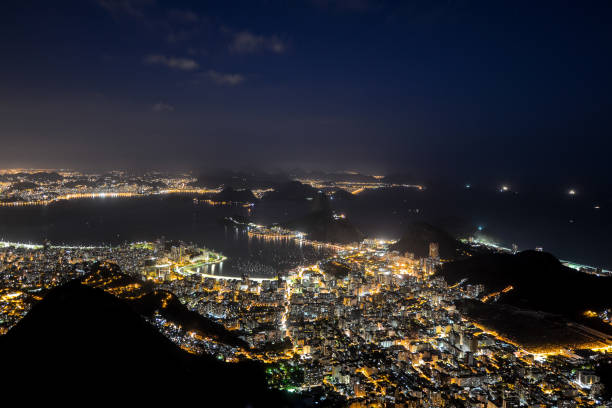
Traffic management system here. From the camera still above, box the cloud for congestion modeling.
[144,54,199,70]
[152,102,175,112]
[96,0,154,17]
[229,31,287,54]
[205,70,246,86]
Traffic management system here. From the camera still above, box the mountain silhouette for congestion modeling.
[283,193,363,244]
[438,250,612,350]
[82,262,249,349]
[438,250,612,317]
[390,222,468,259]
[263,181,319,201]
[213,186,257,203]
[0,280,296,406]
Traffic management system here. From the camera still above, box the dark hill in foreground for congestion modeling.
[82,262,249,349]
[132,289,249,349]
[0,280,294,406]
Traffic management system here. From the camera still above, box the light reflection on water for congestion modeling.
[1,188,608,269]
[0,196,332,278]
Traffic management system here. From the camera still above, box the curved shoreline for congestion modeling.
[0,188,222,207]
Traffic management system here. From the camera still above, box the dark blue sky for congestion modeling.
[1,0,611,185]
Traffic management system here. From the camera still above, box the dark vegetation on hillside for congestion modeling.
[455,299,608,351]
[320,260,352,279]
[133,290,249,349]
[83,263,248,348]
[438,250,612,318]
[0,280,294,406]
[439,250,612,350]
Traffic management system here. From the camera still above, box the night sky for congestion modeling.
[1,0,611,185]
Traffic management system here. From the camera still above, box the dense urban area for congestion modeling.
[0,169,422,207]
[1,224,611,406]
[5,0,612,404]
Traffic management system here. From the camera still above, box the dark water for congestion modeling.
[0,188,610,270]
[0,196,328,277]
[334,186,612,270]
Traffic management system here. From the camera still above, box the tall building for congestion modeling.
[577,370,600,388]
[429,242,439,259]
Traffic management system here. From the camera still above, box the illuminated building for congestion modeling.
[429,242,439,260]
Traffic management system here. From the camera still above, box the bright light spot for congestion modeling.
[568,189,576,195]
[534,354,547,363]
[500,185,509,192]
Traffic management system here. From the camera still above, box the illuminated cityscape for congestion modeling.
[2,0,612,405]
[0,169,218,206]
[1,222,611,405]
